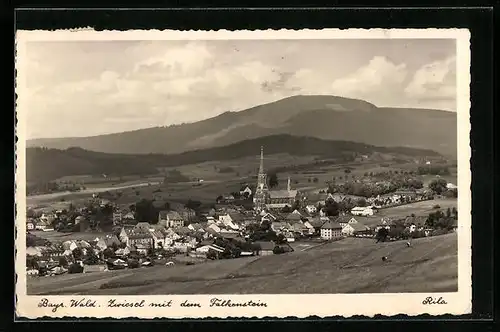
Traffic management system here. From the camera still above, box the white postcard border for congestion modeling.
[14,28,472,319]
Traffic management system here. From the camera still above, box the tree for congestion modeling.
[68,263,84,274]
[26,256,39,270]
[58,256,69,268]
[72,247,83,260]
[389,226,405,240]
[103,247,115,259]
[324,201,340,217]
[84,250,99,265]
[185,199,202,211]
[135,199,158,223]
[356,198,367,207]
[429,178,448,195]
[376,228,389,243]
[313,177,319,183]
[273,246,286,255]
[275,233,287,244]
[268,173,279,188]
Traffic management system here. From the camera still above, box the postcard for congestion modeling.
[15,28,471,319]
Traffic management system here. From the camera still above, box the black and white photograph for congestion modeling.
[15,28,471,318]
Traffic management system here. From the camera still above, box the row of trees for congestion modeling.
[129,198,203,224]
[327,175,424,198]
[417,165,451,176]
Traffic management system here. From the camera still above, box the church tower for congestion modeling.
[287,175,291,192]
[253,146,268,212]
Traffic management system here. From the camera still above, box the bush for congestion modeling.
[58,256,69,268]
[273,246,286,255]
[128,259,140,269]
[433,205,441,209]
[68,263,84,274]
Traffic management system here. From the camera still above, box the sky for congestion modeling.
[22,39,457,139]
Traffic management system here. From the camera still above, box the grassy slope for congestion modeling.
[27,233,457,295]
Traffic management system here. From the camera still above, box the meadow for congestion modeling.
[26,154,457,215]
[27,232,458,295]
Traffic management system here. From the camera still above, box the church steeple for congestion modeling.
[253,146,268,212]
[287,175,291,192]
[259,146,264,175]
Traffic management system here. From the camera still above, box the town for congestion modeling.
[25,146,458,292]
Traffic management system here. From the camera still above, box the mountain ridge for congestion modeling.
[27,95,457,156]
[26,134,442,183]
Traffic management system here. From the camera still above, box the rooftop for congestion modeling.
[321,221,342,229]
[269,190,298,199]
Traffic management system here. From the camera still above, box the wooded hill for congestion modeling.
[27,134,442,182]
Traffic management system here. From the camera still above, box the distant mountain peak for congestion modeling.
[26,94,456,156]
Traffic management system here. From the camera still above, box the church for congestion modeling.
[253,146,299,212]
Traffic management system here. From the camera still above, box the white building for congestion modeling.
[320,221,343,240]
[351,206,376,216]
[305,205,317,214]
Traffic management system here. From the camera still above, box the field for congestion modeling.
[27,232,458,295]
[377,198,458,218]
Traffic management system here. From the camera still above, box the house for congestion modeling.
[134,222,153,233]
[284,231,295,242]
[239,185,253,198]
[112,211,123,224]
[223,194,235,202]
[133,243,149,255]
[207,223,222,233]
[305,205,317,214]
[114,247,130,257]
[122,211,136,221]
[308,217,326,233]
[271,221,291,233]
[351,206,376,216]
[404,216,427,230]
[446,183,458,190]
[126,231,154,249]
[320,220,343,240]
[62,240,78,251]
[104,234,121,248]
[161,228,181,246]
[150,230,167,248]
[290,221,307,234]
[195,245,212,254]
[261,212,279,224]
[218,213,240,230]
[303,221,316,235]
[187,223,205,233]
[95,237,108,251]
[254,241,275,256]
[374,218,395,232]
[26,219,35,231]
[205,227,221,239]
[178,207,196,223]
[342,222,372,237]
[335,215,358,228]
[285,212,302,224]
[26,246,43,257]
[158,210,184,228]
